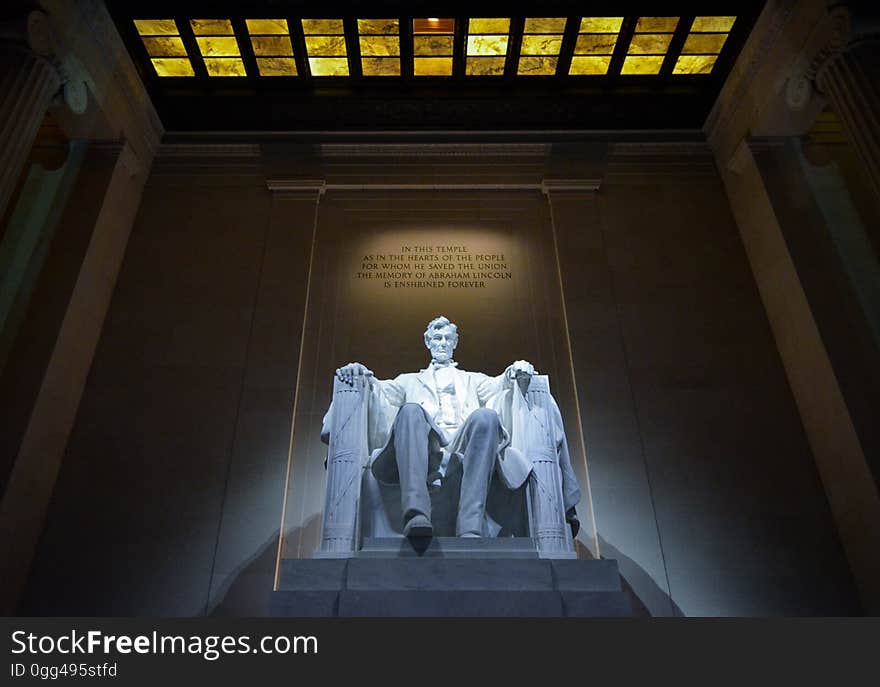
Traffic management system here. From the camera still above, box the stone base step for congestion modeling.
[272,557,632,617]
[357,536,541,558]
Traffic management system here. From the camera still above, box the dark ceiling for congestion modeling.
[107,1,765,136]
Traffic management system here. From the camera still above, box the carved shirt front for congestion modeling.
[433,364,461,431]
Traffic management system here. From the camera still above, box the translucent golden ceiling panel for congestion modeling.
[570,16,622,75]
[620,55,665,75]
[682,33,728,54]
[134,19,195,77]
[467,35,509,56]
[308,58,349,76]
[518,18,566,76]
[579,17,623,33]
[134,19,178,36]
[635,17,679,32]
[359,19,398,34]
[523,18,567,33]
[203,59,247,76]
[413,18,455,34]
[466,18,510,76]
[302,19,348,76]
[574,34,618,54]
[360,35,399,56]
[673,16,736,75]
[518,56,558,76]
[304,36,347,56]
[151,58,195,77]
[570,56,612,75]
[413,19,454,75]
[251,36,293,56]
[521,35,564,55]
[142,36,187,57]
[362,58,400,76]
[195,36,240,57]
[414,57,453,75]
[358,18,399,75]
[302,19,344,35]
[245,19,288,35]
[628,33,673,54]
[691,16,736,32]
[256,57,297,76]
[414,36,454,55]
[246,18,296,76]
[470,18,510,34]
[672,54,718,74]
[190,19,234,35]
[467,57,506,76]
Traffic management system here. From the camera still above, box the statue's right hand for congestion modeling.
[335,362,374,386]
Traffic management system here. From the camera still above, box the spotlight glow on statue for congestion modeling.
[328,316,581,540]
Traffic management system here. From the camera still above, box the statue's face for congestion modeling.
[426,325,457,363]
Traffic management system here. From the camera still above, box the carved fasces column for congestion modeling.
[0,11,61,221]
[318,376,369,556]
[813,6,880,201]
[524,376,576,559]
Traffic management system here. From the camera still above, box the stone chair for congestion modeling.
[317,374,576,558]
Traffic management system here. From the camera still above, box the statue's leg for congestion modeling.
[392,403,433,533]
[456,408,502,537]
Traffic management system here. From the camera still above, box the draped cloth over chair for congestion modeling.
[318,373,580,558]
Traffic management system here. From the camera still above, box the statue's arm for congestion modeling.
[368,375,405,407]
[476,360,538,404]
[321,364,405,445]
[474,370,509,405]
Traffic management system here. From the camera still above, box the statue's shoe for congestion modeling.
[403,514,433,538]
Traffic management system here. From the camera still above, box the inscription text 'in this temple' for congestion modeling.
[355,244,512,289]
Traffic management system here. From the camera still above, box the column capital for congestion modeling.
[809,5,853,91]
[0,9,88,115]
[784,5,851,110]
[0,10,55,57]
[787,2,880,110]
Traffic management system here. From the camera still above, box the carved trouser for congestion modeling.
[389,403,502,537]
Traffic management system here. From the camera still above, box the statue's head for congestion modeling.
[424,315,458,364]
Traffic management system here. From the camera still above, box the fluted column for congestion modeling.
[814,7,880,202]
[0,11,62,221]
[524,376,576,559]
[317,375,369,557]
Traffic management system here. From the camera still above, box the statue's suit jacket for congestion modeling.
[323,365,580,512]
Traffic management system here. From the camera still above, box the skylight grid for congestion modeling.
[466,18,511,76]
[302,19,349,76]
[133,14,743,82]
[246,19,296,76]
[359,19,400,76]
[673,16,736,75]
[134,19,194,77]
[518,18,567,76]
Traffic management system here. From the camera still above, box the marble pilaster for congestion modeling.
[814,9,880,201]
[0,11,62,221]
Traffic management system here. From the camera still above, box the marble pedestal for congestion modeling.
[272,538,632,617]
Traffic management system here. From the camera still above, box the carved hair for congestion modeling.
[423,315,459,347]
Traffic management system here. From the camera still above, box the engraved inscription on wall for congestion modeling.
[355,244,512,289]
